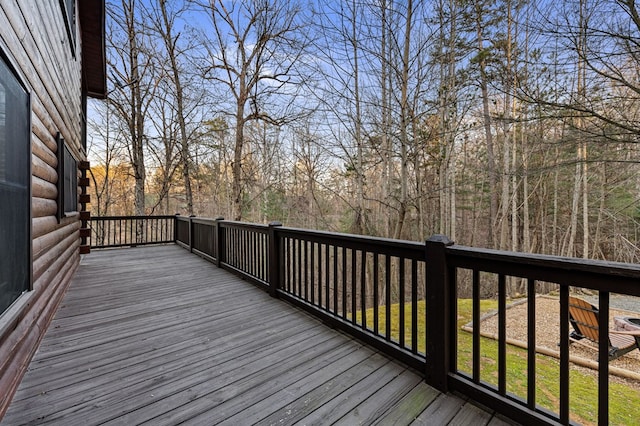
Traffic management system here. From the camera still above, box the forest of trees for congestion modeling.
[87,0,640,263]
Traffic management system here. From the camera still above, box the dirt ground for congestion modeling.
[470,295,640,391]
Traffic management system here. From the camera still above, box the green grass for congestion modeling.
[355,299,640,425]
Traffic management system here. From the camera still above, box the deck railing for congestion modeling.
[89,215,175,248]
[90,215,640,426]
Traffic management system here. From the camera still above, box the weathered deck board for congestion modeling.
[2,245,513,425]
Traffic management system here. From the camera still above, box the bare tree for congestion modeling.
[145,0,207,215]
[199,0,309,220]
[107,0,157,216]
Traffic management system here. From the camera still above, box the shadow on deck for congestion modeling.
[3,245,513,425]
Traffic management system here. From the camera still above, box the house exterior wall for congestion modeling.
[0,0,92,417]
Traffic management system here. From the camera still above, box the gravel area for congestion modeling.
[582,293,640,313]
[472,295,640,391]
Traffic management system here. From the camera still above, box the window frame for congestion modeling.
[56,132,78,221]
[59,0,77,56]
[0,47,33,316]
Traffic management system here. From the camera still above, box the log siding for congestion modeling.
[0,0,104,418]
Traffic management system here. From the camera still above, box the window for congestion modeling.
[56,133,78,220]
[63,145,77,212]
[59,0,76,54]
[0,54,31,314]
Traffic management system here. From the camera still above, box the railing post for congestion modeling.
[268,221,283,298]
[189,215,195,253]
[425,234,454,392]
[173,213,180,242]
[215,217,225,267]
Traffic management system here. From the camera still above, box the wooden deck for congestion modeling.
[3,245,514,425]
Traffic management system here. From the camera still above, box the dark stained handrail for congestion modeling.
[90,215,640,425]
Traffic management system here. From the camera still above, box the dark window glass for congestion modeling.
[63,144,77,212]
[0,55,30,314]
[57,134,78,219]
[60,0,76,53]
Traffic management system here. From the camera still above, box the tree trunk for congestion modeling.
[351,0,365,235]
[158,0,193,215]
[393,0,412,240]
[474,2,498,248]
[232,104,245,221]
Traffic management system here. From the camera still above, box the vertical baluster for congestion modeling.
[288,237,293,293]
[527,278,536,410]
[498,274,506,395]
[254,231,258,279]
[282,237,288,292]
[230,228,234,266]
[251,230,256,277]
[297,238,302,297]
[385,254,391,341]
[373,252,379,336]
[238,228,242,269]
[239,228,243,269]
[399,258,405,348]
[300,240,307,300]
[333,245,338,314]
[229,227,233,265]
[235,228,239,269]
[261,233,266,281]
[325,243,330,311]
[281,237,287,292]
[559,285,570,424]
[246,229,249,273]
[247,229,251,274]
[318,243,323,309]
[264,232,268,281]
[304,240,310,301]
[241,229,245,271]
[232,227,236,266]
[235,228,238,267]
[361,250,367,330]
[598,291,610,426]
[341,247,347,318]
[473,270,480,383]
[310,241,315,304]
[351,249,356,324]
[411,259,417,353]
[353,250,367,330]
